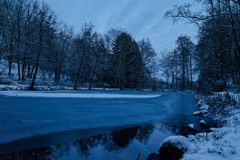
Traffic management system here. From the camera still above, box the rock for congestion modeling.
[197,99,205,107]
[147,153,162,160]
[193,105,209,117]
[200,120,208,128]
[181,125,198,136]
[200,104,209,111]
[200,120,207,124]
[159,136,189,160]
[188,124,194,129]
[193,110,207,116]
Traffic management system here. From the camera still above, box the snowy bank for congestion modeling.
[183,92,240,160]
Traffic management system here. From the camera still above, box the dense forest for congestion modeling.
[0,0,239,93]
[0,0,158,90]
[165,0,240,93]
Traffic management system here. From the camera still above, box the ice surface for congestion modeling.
[0,91,161,99]
[0,91,195,145]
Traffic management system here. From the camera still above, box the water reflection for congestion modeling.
[0,115,218,160]
[49,124,171,160]
[0,123,172,160]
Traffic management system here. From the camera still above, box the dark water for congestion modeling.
[0,91,217,160]
[0,116,218,160]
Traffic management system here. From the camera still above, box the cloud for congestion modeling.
[43,0,197,51]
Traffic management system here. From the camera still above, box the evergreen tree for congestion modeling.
[112,32,144,89]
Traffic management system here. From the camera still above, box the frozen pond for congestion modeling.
[0,91,196,159]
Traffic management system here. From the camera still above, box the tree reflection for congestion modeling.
[111,127,139,149]
[0,124,155,160]
[136,125,155,144]
[0,147,52,160]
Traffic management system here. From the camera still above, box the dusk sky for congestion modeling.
[43,0,197,52]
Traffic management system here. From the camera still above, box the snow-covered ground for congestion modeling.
[0,59,73,90]
[0,91,195,146]
[183,92,240,160]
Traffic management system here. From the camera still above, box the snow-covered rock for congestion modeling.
[193,105,209,117]
[182,125,198,136]
[197,99,205,107]
[200,104,209,111]
[200,120,208,129]
[158,136,189,160]
[200,120,207,125]
[193,110,207,116]
[188,124,194,129]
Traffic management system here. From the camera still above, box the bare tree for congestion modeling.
[30,3,56,90]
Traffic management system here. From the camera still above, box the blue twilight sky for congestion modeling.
[43,0,197,52]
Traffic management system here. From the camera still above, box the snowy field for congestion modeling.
[0,91,195,147]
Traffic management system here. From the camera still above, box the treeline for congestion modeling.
[164,0,240,93]
[159,36,195,90]
[0,0,157,90]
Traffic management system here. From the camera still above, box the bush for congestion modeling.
[198,92,239,121]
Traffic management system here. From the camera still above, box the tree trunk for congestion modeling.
[190,55,193,90]
[56,62,63,85]
[29,14,44,90]
[171,71,175,89]
[8,58,13,76]
[89,62,97,90]
[30,53,41,90]
[16,9,21,81]
[182,53,186,90]
[7,39,14,76]
[17,60,21,81]
[54,68,58,83]
[56,73,60,85]
[27,64,31,78]
[73,69,81,90]
[21,57,26,82]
